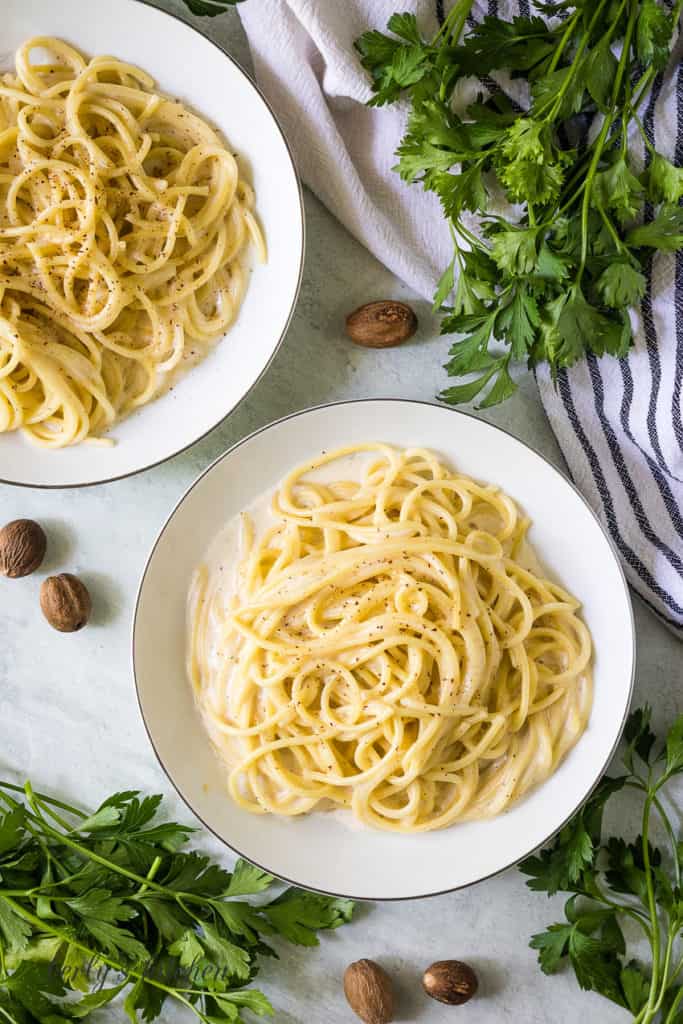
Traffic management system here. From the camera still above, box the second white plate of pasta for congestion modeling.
[0,0,303,486]
[134,400,635,900]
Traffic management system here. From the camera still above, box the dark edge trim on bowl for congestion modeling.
[0,0,305,490]
[132,397,637,902]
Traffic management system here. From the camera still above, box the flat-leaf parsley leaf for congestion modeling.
[0,782,354,1022]
[521,708,683,1023]
[356,0,683,406]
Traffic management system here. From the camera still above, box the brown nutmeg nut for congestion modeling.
[40,574,91,633]
[0,519,47,578]
[345,300,417,348]
[422,960,478,1005]
[343,959,394,1024]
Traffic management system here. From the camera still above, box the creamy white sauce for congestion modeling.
[187,449,584,829]
[190,451,386,822]
[198,449,380,607]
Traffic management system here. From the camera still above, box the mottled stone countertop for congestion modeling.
[1,4,679,1021]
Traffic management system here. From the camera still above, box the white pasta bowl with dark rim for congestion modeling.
[1,0,303,487]
[133,399,635,901]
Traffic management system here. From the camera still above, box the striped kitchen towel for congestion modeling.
[238,0,683,635]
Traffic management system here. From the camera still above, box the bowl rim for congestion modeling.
[1,0,305,490]
[132,397,636,901]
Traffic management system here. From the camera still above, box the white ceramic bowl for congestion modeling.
[1,0,303,487]
[133,400,635,900]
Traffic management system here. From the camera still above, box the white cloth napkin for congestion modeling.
[238,0,683,635]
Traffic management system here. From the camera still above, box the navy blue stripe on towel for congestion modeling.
[619,359,683,542]
[586,353,683,576]
[558,372,683,618]
[553,430,683,630]
[640,73,675,478]
[673,64,683,456]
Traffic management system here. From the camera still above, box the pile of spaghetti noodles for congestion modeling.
[0,37,262,448]
[189,444,593,833]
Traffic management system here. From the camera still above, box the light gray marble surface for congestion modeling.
[1,4,681,1022]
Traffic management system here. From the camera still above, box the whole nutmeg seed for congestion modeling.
[422,960,478,1006]
[346,300,417,348]
[40,574,92,633]
[343,959,394,1024]
[0,519,47,578]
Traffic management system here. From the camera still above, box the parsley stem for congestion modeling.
[0,896,132,985]
[4,811,206,908]
[547,11,580,74]
[577,0,638,282]
[554,133,622,219]
[178,894,204,926]
[620,77,632,159]
[631,110,657,157]
[135,855,163,897]
[548,0,628,221]
[542,0,609,125]
[626,772,679,886]
[630,67,657,116]
[555,156,594,214]
[596,202,626,254]
[0,789,70,878]
[581,878,653,939]
[663,947,683,998]
[671,949,683,980]
[453,218,482,251]
[650,793,681,889]
[0,782,266,938]
[0,895,235,1016]
[663,986,683,1024]
[26,783,73,834]
[609,903,652,940]
[436,0,475,45]
[0,780,86,820]
[640,792,661,1021]
[650,919,679,1017]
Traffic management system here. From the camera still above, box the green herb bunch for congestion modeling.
[356,0,683,407]
[0,782,352,1023]
[521,707,683,1023]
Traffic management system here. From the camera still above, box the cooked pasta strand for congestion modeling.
[188,445,593,833]
[0,37,263,447]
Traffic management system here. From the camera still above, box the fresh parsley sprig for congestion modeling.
[356,1,683,407]
[520,706,683,1024]
[0,782,353,1022]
